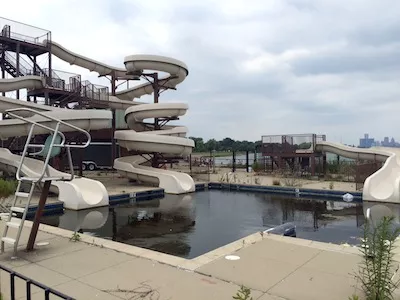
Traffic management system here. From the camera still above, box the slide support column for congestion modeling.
[16,42,20,99]
[111,72,116,164]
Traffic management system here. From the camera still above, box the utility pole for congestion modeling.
[111,72,116,166]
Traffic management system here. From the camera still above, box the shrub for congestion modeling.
[282,177,302,187]
[272,179,281,186]
[252,162,262,172]
[355,215,400,299]
[0,178,17,199]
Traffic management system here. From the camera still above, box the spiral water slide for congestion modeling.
[316,141,400,203]
[0,76,112,210]
[46,41,196,194]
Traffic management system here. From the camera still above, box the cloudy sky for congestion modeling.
[1,0,400,144]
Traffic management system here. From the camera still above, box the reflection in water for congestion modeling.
[363,201,400,224]
[112,196,196,257]
[40,191,400,259]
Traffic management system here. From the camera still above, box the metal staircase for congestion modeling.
[0,107,91,257]
[0,51,46,77]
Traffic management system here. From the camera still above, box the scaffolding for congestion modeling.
[260,133,327,176]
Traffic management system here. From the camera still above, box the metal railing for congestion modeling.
[2,52,39,76]
[80,80,109,101]
[1,50,49,80]
[5,107,92,183]
[0,263,74,299]
[0,17,51,46]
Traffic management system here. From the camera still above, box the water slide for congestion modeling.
[315,141,400,203]
[44,40,196,194]
[0,77,112,210]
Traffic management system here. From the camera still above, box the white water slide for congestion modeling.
[316,141,400,203]
[0,77,111,210]
[44,40,196,194]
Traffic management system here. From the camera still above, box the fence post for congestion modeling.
[246,151,249,172]
[208,149,212,182]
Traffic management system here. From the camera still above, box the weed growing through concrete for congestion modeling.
[233,285,253,300]
[355,215,400,299]
[70,231,81,242]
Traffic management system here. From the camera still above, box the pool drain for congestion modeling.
[225,255,240,261]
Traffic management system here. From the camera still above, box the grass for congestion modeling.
[0,178,17,199]
[329,182,334,190]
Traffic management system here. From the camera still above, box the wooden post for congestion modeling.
[311,154,316,176]
[322,154,327,178]
[26,180,51,251]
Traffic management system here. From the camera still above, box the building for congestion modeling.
[359,134,375,148]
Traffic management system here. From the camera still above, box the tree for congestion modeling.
[190,137,260,153]
[205,138,218,151]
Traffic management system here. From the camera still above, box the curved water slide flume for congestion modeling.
[316,141,400,204]
[45,40,196,193]
[0,77,112,210]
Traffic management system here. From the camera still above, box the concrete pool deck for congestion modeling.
[0,220,382,300]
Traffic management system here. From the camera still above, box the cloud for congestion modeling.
[1,0,400,145]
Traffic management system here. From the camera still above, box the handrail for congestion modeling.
[7,115,66,182]
[0,263,75,299]
[5,108,91,148]
[4,107,92,182]
[3,52,42,77]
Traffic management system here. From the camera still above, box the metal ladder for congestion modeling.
[0,107,91,257]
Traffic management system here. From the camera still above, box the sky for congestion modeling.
[1,0,400,144]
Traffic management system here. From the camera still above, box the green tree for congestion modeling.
[205,138,218,151]
[190,137,261,153]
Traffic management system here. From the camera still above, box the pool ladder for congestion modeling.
[0,108,91,257]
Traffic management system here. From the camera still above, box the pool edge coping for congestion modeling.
[19,219,362,273]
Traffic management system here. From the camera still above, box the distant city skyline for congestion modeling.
[359,133,400,148]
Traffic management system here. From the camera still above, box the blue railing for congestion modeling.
[0,263,74,300]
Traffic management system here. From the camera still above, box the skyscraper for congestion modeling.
[359,133,375,148]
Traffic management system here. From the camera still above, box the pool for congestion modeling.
[41,190,365,259]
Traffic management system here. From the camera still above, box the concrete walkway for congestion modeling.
[0,221,368,300]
